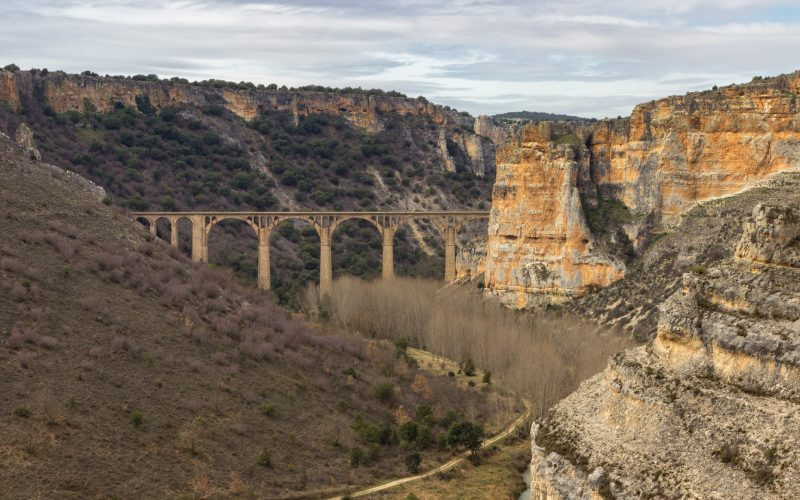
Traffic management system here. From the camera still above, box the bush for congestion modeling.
[447,421,484,453]
[398,421,418,442]
[130,410,143,427]
[13,405,30,418]
[258,448,272,467]
[404,452,421,473]
[461,358,476,377]
[372,382,394,404]
[259,403,275,417]
[482,371,492,384]
[349,447,366,467]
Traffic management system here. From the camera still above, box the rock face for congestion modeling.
[486,71,800,307]
[485,122,624,308]
[0,70,503,178]
[530,204,800,499]
[13,122,40,160]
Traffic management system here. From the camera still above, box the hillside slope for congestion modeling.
[0,134,506,498]
[0,68,501,304]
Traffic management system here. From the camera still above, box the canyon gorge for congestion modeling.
[3,65,800,498]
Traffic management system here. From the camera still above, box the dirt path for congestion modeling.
[329,348,532,499]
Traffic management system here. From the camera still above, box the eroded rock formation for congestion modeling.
[529,204,800,498]
[0,70,508,178]
[486,71,800,307]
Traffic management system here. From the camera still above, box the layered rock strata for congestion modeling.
[529,204,800,498]
[0,70,509,178]
[486,71,800,307]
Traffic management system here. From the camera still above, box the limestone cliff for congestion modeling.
[485,122,624,308]
[529,197,800,499]
[486,71,800,307]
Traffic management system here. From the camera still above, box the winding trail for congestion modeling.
[329,348,532,499]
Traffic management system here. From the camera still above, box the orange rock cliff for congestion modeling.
[486,71,800,308]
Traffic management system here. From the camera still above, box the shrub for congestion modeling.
[414,424,433,449]
[257,448,272,467]
[13,405,30,418]
[398,421,418,443]
[447,421,484,453]
[404,452,421,473]
[130,410,143,427]
[372,382,394,404]
[482,371,492,384]
[461,358,476,376]
[349,447,366,467]
[259,403,275,417]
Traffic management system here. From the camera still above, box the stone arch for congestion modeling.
[390,217,445,280]
[153,216,173,244]
[330,217,384,279]
[267,216,323,302]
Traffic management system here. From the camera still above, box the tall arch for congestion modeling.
[267,217,321,304]
[330,217,383,280]
[206,217,260,284]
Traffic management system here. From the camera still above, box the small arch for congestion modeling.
[176,216,193,256]
[154,216,172,243]
[134,216,153,231]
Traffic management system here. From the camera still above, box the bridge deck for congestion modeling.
[130,211,490,217]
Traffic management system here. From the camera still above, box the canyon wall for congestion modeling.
[530,199,800,498]
[486,71,800,307]
[0,70,505,177]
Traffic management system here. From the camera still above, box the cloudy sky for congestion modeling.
[2,0,799,118]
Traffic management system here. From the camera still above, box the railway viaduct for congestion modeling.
[131,211,489,296]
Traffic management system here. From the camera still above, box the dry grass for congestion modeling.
[308,277,633,418]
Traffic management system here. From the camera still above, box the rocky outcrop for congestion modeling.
[486,71,800,307]
[474,114,510,145]
[0,69,499,178]
[530,205,800,498]
[13,122,40,161]
[485,122,625,308]
[735,204,800,268]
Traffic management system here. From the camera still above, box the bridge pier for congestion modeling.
[190,215,206,262]
[444,226,456,283]
[169,217,179,248]
[319,226,333,297]
[381,226,396,280]
[257,227,271,290]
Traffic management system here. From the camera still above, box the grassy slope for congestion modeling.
[0,136,500,498]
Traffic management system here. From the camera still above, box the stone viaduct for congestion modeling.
[130,211,489,296]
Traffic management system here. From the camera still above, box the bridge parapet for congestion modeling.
[131,211,489,296]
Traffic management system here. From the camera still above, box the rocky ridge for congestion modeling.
[528,201,800,499]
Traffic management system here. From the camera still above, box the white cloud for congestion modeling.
[1,0,799,117]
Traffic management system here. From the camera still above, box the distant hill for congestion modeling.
[492,110,595,123]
